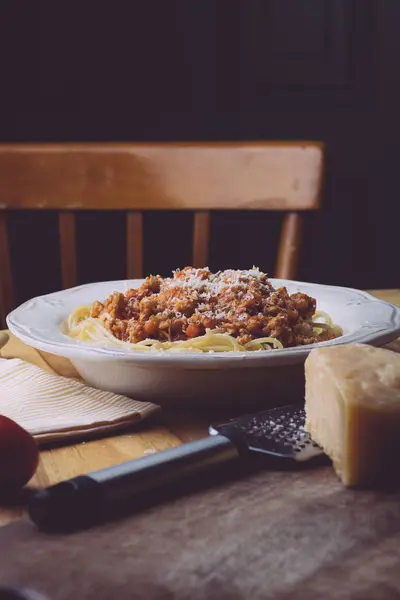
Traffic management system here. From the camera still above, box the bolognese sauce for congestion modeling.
[89,267,338,348]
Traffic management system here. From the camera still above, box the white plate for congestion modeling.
[7,280,400,406]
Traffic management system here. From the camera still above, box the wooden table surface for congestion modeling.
[1,288,399,527]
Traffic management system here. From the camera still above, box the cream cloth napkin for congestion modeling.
[0,333,159,446]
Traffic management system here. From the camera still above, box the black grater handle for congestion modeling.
[28,433,241,531]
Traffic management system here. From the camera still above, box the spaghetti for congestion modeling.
[65,267,342,353]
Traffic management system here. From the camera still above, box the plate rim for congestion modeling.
[7,278,400,368]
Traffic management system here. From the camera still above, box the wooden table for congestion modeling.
[1,289,399,527]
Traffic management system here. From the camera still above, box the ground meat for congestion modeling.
[90,267,337,347]
[90,301,104,318]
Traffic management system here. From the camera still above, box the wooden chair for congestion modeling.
[0,142,324,325]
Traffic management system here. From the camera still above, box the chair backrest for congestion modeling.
[0,141,324,325]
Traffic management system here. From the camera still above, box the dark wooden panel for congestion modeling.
[243,0,348,87]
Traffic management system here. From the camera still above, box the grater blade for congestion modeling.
[209,405,323,462]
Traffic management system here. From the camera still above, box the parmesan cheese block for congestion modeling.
[305,343,400,487]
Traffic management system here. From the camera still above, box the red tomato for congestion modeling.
[0,415,39,490]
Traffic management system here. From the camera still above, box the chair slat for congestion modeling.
[58,211,77,289]
[126,211,143,279]
[0,142,324,211]
[192,211,210,268]
[0,212,14,326]
[275,212,303,280]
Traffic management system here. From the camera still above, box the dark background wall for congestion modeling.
[1,1,398,307]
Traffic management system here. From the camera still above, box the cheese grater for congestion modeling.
[209,405,323,462]
[29,404,324,531]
